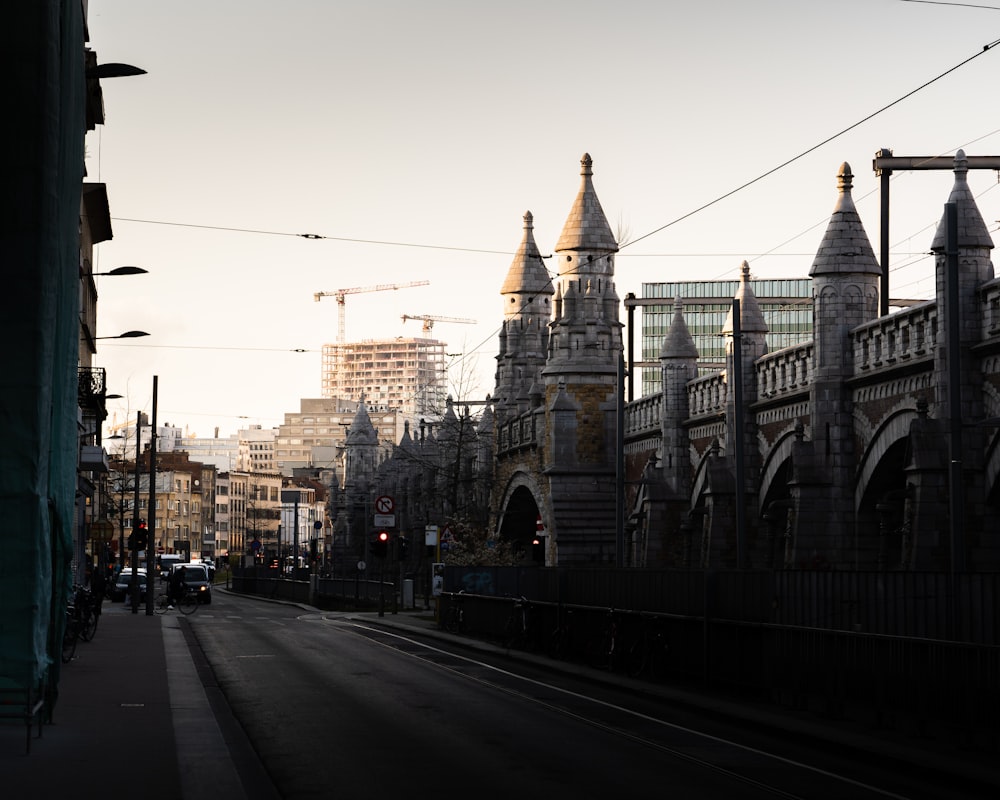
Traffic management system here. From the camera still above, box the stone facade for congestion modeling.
[350,151,1000,572]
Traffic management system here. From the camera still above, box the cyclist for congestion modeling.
[166,565,187,609]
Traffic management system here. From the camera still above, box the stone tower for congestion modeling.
[541,154,623,563]
[929,150,995,567]
[796,162,882,566]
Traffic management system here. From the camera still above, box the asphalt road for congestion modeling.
[184,593,992,799]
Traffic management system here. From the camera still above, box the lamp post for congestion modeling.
[92,266,148,277]
[95,330,150,340]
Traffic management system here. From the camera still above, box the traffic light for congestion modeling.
[399,536,410,560]
[373,531,389,559]
[129,521,149,550]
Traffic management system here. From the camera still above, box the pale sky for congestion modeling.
[86,0,1000,438]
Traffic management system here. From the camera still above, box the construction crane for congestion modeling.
[314,281,429,343]
[401,314,477,335]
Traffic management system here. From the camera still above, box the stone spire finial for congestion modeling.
[555,153,618,254]
[722,261,768,334]
[501,211,554,296]
[930,149,994,252]
[660,296,698,359]
[810,162,881,277]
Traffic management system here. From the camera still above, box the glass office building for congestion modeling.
[636,278,813,397]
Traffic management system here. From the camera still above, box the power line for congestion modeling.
[622,37,1000,252]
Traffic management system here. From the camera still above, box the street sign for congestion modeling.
[375,495,395,514]
[374,513,395,527]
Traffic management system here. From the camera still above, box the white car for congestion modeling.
[112,568,147,602]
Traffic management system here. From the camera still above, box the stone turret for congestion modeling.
[495,211,554,419]
[540,154,623,564]
[659,297,698,491]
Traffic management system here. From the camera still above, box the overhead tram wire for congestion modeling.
[622,37,1000,252]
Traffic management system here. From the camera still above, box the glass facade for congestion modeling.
[638,278,813,396]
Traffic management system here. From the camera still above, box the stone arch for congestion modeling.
[757,424,805,516]
[495,470,546,557]
[854,408,918,513]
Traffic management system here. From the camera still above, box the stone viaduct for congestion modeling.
[488,151,1000,571]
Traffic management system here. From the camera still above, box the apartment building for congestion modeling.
[320,337,447,419]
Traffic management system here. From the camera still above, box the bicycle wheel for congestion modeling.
[177,591,198,615]
[80,608,99,642]
[61,615,78,663]
[154,592,170,614]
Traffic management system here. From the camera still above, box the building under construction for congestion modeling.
[320,338,448,419]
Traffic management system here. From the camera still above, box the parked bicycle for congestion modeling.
[442,591,465,633]
[547,606,575,660]
[73,584,100,642]
[503,596,537,652]
[585,607,621,672]
[61,604,79,663]
[624,613,670,681]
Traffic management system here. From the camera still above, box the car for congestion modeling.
[112,568,147,602]
[169,563,212,604]
[157,553,185,579]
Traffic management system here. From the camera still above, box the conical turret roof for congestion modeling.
[660,297,699,359]
[722,262,768,334]
[345,395,378,446]
[930,150,994,252]
[810,162,881,277]
[555,154,618,254]
[501,211,554,295]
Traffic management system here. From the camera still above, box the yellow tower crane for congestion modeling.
[314,281,430,342]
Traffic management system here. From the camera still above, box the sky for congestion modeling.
[85,0,1000,439]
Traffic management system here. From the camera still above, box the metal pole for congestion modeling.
[145,376,157,615]
[875,148,892,316]
[616,351,626,567]
[129,412,142,614]
[625,292,636,403]
[731,300,747,568]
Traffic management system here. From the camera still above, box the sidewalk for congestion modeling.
[0,600,250,800]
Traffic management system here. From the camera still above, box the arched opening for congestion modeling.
[857,438,909,568]
[498,485,542,560]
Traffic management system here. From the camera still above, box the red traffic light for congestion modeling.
[377,531,389,542]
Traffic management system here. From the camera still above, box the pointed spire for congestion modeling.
[555,154,618,254]
[930,149,994,252]
[501,211,554,295]
[810,162,880,277]
[345,394,378,445]
[660,296,699,359]
[722,262,768,334]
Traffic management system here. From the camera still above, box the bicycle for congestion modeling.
[61,605,79,663]
[624,614,670,681]
[503,596,536,652]
[74,585,100,642]
[547,606,575,660]
[153,587,199,615]
[442,591,465,633]
[585,608,620,672]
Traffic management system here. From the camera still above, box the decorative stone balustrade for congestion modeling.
[688,372,728,419]
[982,279,1000,343]
[852,300,937,374]
[756,343,814,400]
[623,392,662,437]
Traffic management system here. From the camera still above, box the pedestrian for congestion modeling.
[91,566,107,613]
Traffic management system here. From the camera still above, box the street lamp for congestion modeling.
[95,330,150,340]
[92,266,148,277]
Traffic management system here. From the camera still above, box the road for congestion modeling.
[183,592,992,799]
